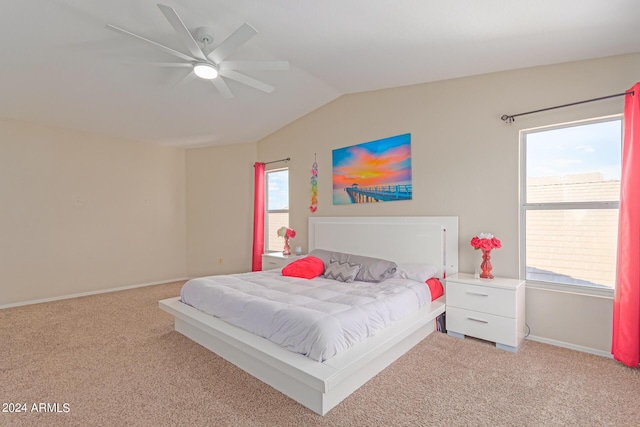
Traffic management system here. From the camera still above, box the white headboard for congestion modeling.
[308,216,458,278]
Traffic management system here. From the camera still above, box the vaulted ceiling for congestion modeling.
[2,0,639,147]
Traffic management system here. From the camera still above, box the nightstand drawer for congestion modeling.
[446,281,515,318]
[263,258,286,269]
[446,306,518,347]
[261,253,305,270]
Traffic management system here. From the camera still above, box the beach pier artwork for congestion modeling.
[332,133,413,205]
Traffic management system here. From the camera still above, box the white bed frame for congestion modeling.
[159,216,458,415]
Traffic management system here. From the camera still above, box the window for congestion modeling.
[265,168,289,252]
[521,117,622,293]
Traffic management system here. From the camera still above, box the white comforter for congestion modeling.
[180,270,432,362]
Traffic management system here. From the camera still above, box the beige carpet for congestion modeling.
[1,281,639,427]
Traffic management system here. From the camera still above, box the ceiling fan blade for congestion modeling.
[157,4,207,61]
[211,78,234,99]
[116,61,193,68]
[106,24,194,62]
[144,62,194,67]
[219,70,274,93]
[208,23,257,64]
[171,70,197,88]
[220,60,289,71]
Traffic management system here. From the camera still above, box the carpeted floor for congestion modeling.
[1,281,639,427]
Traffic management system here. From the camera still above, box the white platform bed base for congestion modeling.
[160,295,444,415]
[159,216,458,415]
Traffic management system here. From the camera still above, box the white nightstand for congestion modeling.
[445,273,525,352]
[261,252,306,270]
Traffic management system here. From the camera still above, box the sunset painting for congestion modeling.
[332,133,412,205]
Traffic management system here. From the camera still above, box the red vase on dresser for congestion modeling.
[283,236,291,255]
[480,249,493,279]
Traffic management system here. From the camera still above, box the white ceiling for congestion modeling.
[2,0,639,148]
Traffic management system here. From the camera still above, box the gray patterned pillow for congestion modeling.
[309,249,397,282]
[323,260,361,283]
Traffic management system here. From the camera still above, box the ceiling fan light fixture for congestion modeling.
[193,63,218,79]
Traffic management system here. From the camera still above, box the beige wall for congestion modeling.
[0,119,187,306]
[252,52,640,354]
[186,142,257,277]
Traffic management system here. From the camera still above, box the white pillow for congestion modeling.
[395,263,438,283]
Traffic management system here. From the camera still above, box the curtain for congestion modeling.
[251,162,265,272]
[612,83,640,367]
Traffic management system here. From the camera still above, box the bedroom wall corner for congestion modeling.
[0,119,188,307]
[185,142,257,277]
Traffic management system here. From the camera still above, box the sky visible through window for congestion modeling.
[267,169,289,210]
[526,119,622,180]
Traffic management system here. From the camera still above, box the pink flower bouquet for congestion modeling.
[470,233,501,251]
[277,227,296,239]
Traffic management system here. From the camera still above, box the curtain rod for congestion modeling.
[255,157,290,166]
[501,90,635,123]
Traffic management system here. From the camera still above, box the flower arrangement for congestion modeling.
[470,233,502,251]
[277,227,296,255]
[277,226,296,239]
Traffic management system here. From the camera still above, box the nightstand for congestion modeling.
[446,273,525,352]
[261,252,306,270]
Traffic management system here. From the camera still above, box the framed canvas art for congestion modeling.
[332,133,412,205]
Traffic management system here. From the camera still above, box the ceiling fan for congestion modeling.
[106,4,289,99]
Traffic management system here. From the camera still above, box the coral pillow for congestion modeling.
[281,256,325,279]
[426,278,444,300]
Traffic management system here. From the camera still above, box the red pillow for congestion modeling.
[282,256,325,279]
[426,278,444,300]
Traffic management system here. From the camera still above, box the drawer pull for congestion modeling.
[466,291,489,297]
[467,317,489,323]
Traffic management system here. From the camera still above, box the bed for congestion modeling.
[159,216,458,415]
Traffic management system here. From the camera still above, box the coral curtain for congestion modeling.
[612,83,640,367]
[251,162,265,272]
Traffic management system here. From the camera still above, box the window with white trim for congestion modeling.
[265,168,289,252]
[520,117,621,292]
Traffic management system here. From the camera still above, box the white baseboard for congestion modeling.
[526,334,612,359]
[0,278,190,310]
